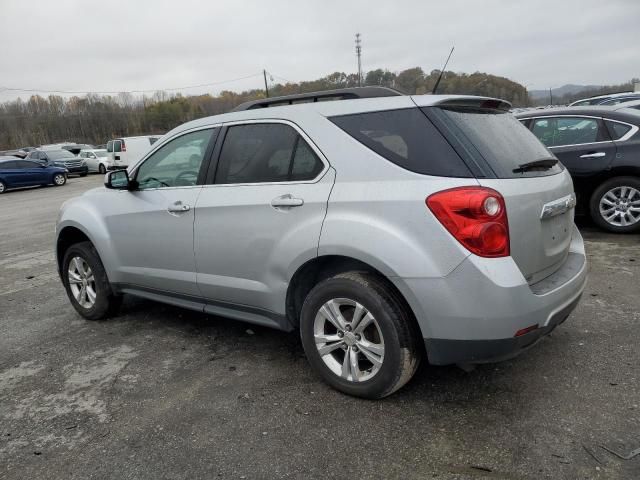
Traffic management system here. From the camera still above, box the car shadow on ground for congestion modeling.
[113,292,567,408]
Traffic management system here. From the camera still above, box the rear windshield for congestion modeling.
[329,108,473,178]
[428,107,563,178]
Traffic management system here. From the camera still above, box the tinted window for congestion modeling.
[136,129,214,190]
[291,139,324,180]
[430,107,562,178]
[0,161,17,169]
[215,124,323,184]
[330,108,472,177]
[606,121,632,140]
[29,152,38,159]
[114,141,122,153]
[15,160,39,169]
[531,117,607,147]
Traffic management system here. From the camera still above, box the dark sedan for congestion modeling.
[26,149,89,177]
[0,157,68,193]
[516,107,640,233]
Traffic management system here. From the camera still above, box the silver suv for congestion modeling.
[56,88,587,398]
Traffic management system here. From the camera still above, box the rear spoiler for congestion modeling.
[421,96,512,112]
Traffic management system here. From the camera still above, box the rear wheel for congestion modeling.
[300,271,422,399]
[53,173,66,186]
[62,241,121,320]
[0,180,5,194]
[98,164,106,174]
[590,177,640,233]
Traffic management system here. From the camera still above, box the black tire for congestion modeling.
[0,180,6,194]
[80,173,88,177]
[589,176,640,233]
[98,164,106,174]
[52,173,67,187]
[61,241,121,320]
[300,271,422,399]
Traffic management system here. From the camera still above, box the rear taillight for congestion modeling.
[426,186,510,258]
[121,141,126,152]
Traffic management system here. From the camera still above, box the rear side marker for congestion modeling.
[514,324,539,337]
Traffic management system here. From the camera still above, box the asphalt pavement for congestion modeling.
[1,175,639,479]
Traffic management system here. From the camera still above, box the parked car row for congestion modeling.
[0,156,68,193]
[0,135,163,172]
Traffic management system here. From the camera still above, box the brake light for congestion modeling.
[121,140,126,152]
[426,186,510,258]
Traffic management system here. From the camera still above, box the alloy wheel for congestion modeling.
[54,174,66,185]
[68,256,97,308]
[313,298,385,383]
[599,186,640,227]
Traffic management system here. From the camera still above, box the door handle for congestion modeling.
[579,152,606,159]
[271,194,304,208]
[167,202,190,213]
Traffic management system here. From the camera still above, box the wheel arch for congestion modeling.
[285,254,425,337]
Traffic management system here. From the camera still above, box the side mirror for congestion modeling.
[105,169,130,190]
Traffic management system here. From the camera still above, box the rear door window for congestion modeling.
[114,141,122,153]
[330,108,472,178]
[530,117,609,147]
[214,123,324,184]
[428,107,563,178]
[605,120,632,140]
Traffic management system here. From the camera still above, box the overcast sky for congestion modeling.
[0,0,638,102]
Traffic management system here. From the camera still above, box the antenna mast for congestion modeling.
[432,46,455,94]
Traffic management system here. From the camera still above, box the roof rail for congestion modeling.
[231,86,404,112]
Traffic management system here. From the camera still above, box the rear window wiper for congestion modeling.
[512,158,558,173]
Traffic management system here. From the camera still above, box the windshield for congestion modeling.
[47,150,77,160]
[428,107,564,178]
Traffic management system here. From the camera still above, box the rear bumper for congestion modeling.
[424,291,582,365]
[393,225,587,365]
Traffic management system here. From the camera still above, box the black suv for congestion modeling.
[27,149,89,177]
[516,107,640,233]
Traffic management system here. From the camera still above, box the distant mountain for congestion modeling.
[528,84,600,100]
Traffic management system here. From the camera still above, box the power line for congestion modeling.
[0,73,263,96]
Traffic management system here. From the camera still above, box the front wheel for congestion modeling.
[0,180,6,194]
[590,177,640,233]
[98,164,106,174]
[300,271,422,399]
[53,173,66,186]
[62,241,121,320]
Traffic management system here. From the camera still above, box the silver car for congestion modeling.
[56,89,587,398]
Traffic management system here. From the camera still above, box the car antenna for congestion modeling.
[431,46,455,94]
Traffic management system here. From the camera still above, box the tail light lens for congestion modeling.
[121,141,126,152]
[426,186,510,258]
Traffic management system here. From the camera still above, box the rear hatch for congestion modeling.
[421,98,575,284]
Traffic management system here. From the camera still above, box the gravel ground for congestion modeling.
[1,175,639,479]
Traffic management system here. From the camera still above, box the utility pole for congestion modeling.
[263,69,270,98]
[355,33,362,87]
